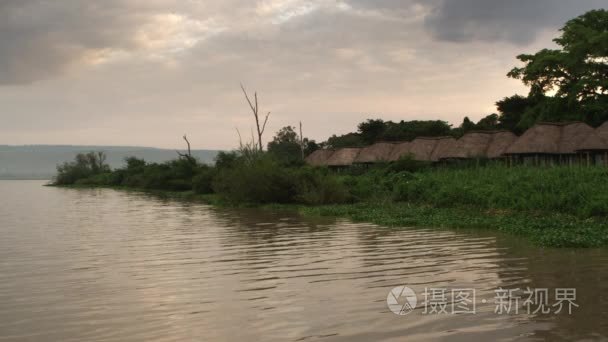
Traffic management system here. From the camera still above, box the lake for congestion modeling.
[1,181,607,341]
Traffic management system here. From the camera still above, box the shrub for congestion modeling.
[385,155,430,173]
[291,167,350,205]
[54,152,110,185]
[192,166,216,194]
[212,156,295,203]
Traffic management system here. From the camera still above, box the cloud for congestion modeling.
[422,0,607,45]
[0,0,605,148]
[0,0,222,84]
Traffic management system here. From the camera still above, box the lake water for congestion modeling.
[1,181,607,341]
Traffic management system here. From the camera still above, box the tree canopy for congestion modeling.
[507,9,608,127]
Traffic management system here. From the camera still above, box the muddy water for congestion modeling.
[0,181,606,341]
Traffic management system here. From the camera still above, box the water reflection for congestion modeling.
[0,181,606,341]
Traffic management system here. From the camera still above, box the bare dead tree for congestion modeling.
[176,134,195,164]
[240,83,270,151]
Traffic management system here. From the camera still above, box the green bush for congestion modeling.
[213,156,295,203]
[385,155,430,173]
[74,172,115,186]
[192,167,216,194]
[291,167,350,205]
[391,165,608,217]
[54,152,110,185]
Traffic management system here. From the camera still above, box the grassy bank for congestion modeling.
[51,152,608,248]
[53,184,608,248]
[294,202,608,248]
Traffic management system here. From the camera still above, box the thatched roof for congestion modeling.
[442,131,517,160]
[354,142,396,163]
[408,137,441,161]
[430,137,457,161]
[443,132,493,159]
[392,137,452,161]
[577,122,608,151]
[486,131,518,158]
[305,149,334,166]
[505,122,594,155]
[597,122,608,141]
[325,147,361,166]
[388,142,412,161]
[559,122,595,153]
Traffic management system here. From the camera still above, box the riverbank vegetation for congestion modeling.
[52,147,608,247]
[51,10,608,248]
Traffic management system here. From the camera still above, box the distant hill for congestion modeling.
[0,145,220,180]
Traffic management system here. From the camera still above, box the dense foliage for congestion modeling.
[325,119,454,148]
[54,150,608,247]
[54,152,110,185]
[55,149,608,220]
[506,9,608,129]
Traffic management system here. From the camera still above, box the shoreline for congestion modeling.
[51,184,608,248]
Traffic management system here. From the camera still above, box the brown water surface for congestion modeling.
[0,181,606,341]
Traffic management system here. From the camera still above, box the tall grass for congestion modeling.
[392,165,608,217]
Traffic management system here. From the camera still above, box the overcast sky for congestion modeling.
[1,0,605,149]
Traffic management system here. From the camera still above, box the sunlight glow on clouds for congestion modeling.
[0,0,605,149]
[135,14,225,56]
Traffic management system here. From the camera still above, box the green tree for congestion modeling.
[476,113,500,131]
[325,133,365,148]
[267,126,304,165]
[508,9,608,126]
[460,117,476,133]
[381,120,453,141]
[54,152,110,185]
[357,119,387,144]
[303,139,319,156]
[496,95,536,133]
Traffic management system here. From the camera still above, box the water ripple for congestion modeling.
[1,181,607,341]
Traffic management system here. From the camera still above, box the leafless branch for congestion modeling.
[260,111,270,136]
[240,83,271,151]
[176,134,195,163]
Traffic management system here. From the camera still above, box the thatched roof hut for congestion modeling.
[430,137,457,161]
[443,132,493,159]
[387,137,455,162]
[354,142,396,164]
[388,142,412,161]
[596,122,608,141]
[442,131,517,160]
[325,147,361,167]
[577,122,608,152]
[304,149,334,166]
[505,122,593,155]
[486,131,518,158]
[408,137,443,161]
[558,122,595,153]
